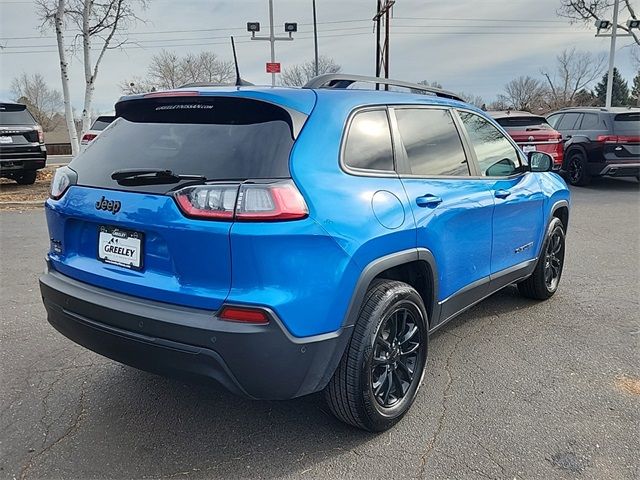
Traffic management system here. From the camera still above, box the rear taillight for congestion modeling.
[174,184,238,219]
[81,133,97,145]
[597,135,640,143]
[35,125,44,143]
[50,166,77,200]
[235,182,308,221]
[218,306,269,324]
[173,180,308,222]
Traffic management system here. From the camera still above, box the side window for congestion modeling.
[395,108,469,176]
[579,113,599,130]
[557,112,581,130]
[458,111,521,177]
[343,109,394,171]
[547,114,562,129]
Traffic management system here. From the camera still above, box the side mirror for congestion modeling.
[528,151,553,172]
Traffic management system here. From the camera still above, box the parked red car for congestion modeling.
[490,111,563,170]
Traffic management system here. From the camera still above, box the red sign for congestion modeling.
[266,62,281,73]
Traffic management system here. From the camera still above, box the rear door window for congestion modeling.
[579,113,599,130]
[395,108,469,176]
[91,116,115,131]
[556,113,581,131]
[343,109,394,172]
[70,97,298,194]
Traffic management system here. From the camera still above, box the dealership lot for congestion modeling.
[0,178,638,479]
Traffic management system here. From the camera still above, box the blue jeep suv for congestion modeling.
[39,74,570,431]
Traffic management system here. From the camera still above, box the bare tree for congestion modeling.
[122,50,234,93]
[559,0,639,46]
[417,80,443,89]
[497,76,548,111]
[37,0,146,154]
[457,92,485,109]
[10,73,63,131]
[118,76,156,95]
[280,55,341,87]
[183,52,234,84]
[541,48,606,109]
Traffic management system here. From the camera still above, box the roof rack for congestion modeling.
[303,74,464,102]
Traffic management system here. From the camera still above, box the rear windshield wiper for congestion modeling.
[111,168,206,186]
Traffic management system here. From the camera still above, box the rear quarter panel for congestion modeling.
[233,93,418,337]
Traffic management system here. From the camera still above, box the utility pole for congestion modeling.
[313,0,319,77]
[247,0,296,87]
[373,0,395,90]
[605,0,619,108]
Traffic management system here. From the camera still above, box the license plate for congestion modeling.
[522,145,536,154]
[98,226,143,270]
[0,136,13,144]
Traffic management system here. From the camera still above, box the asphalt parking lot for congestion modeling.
[1,178,638,480]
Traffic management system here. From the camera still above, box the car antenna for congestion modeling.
[231,36,253,86]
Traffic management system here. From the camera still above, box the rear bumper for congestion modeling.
[0,149,46,173]
[599,163,640,178]
[39,268,351,400]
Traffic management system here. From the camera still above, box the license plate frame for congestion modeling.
[97,225,144,270]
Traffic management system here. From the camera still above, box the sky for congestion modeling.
[0,0,638,115]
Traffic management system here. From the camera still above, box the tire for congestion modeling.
[518,217,566,300]
[566,151,591,186]
[324,279,428,432]
[15,170,37,185]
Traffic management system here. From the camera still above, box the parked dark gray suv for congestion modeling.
[546,107,639,186]
[0,101,47,185]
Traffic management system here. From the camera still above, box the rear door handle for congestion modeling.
[494,189,511,199]
[416,194,443,207]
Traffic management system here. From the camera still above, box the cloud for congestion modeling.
[0,0,636,112]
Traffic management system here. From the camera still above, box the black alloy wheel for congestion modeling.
[371,306,422,408]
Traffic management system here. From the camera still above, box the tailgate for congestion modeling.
[46,186,233,310]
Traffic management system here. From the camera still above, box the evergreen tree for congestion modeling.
[631,71,640,106]
[594,68,630,106]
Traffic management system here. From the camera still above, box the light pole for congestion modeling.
[605,0,620,108]
[594,0,639,107]
[247,0,296,87]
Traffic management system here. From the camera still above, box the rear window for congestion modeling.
[614,112,640,134]
[91,116,115,131]
[0,104,36,125]
[495,116,552,129]
[70,97,297,193]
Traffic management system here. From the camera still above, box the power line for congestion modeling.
[0,29,597,55]
[1,23,589,49]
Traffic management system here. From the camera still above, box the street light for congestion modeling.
[627,19,640,29]
[248,0,296,87]
[594,19,611,31]
[247,22,261,38]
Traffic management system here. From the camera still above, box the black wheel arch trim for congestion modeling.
[342,248,439,329]
[550,199,570,232]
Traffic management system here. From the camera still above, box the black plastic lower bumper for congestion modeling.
[39,269,351,400]
[0,156,46,174]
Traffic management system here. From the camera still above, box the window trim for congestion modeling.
[339,105,399,178]
[389,105,475,179]
[454,107,528,179]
